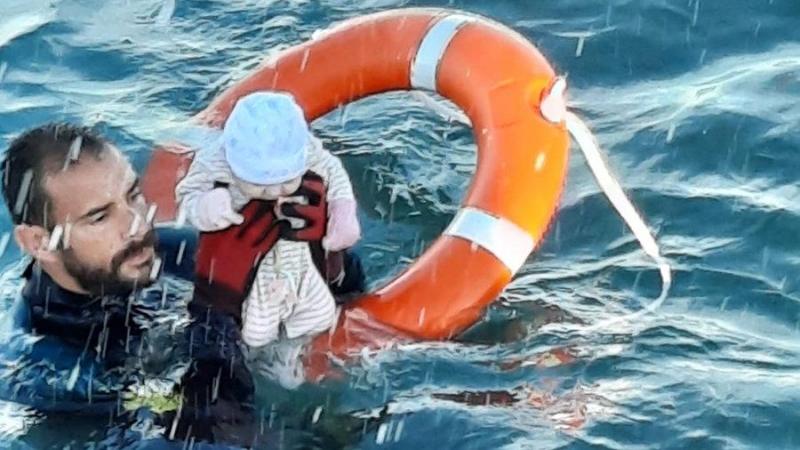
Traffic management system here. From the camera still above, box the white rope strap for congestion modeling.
[565,110,672,331]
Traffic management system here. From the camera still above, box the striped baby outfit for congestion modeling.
[175,136,354,380]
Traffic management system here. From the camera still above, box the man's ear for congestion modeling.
[13,224,58,263]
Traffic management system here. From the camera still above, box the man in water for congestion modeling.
[0,123,367,448]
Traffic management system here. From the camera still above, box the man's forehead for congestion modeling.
[44,146,135,217]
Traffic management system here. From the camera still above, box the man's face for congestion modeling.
[44,146,158,296]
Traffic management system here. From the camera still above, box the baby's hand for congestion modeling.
[324,198,361,251]
[194,187,244,231]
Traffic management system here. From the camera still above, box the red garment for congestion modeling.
[193,171,347,322]
[193,200,281,322]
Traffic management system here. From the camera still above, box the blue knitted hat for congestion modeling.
[222,91,309,185]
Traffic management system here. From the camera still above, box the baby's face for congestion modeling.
[235,175,303,200]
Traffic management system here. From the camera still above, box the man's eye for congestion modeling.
[91,213,106,224]
[131,190,145,203]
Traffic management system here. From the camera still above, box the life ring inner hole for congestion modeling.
[309,90,477,290]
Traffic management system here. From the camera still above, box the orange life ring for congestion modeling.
[141,8,570,379]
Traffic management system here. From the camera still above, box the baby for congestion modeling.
[175,91,361,387]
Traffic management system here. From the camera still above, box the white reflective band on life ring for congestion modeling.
[409,14,475,91]
[444,207,535,274]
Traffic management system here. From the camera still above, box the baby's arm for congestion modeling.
[175,157,215,226]
[305,136,356,202]
[175,148,241,231]
[304,137,361,251]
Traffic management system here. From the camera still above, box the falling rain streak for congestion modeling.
[0,232,10,258]
[63,136,82,171]
[62,222,73,249]
[13,170,32,217]
[145,203,157,225]
[128,212,142,237]
[46,225,63,252]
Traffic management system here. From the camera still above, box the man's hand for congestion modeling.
[278,171,327,242]
[193,199,280,323]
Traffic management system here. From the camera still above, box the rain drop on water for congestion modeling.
[666,123,677,143]
[576,36,586,57]
[0,232,10,258]
[311,406,323,424]
[375,423,388,444]
[393,418,404,442]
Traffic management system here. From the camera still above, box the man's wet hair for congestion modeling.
[1,123,109,228]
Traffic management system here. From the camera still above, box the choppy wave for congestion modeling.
[0,0,799,448]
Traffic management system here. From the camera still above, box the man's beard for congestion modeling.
[61,229,159,297]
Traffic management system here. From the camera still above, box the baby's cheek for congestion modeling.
[282,179,302,195]
[262,186,283,199]
[240,185,262,198]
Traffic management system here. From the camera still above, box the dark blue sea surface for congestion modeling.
[1,0,799,448]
